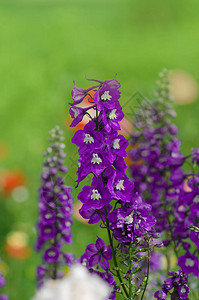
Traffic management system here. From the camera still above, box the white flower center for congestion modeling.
[91,189,102,200]
[82,259,87,266]
[91,153,102,164]
[125,215,133,224]
[62,194,68,200]
[101,90,112,101]
[113,139,120,149]
[48,250,56,257]
[116,180,125,191]
[185,258,194,267]
[109,109,117,120]
[181,287,186,294]
[178,205,185,211]
[84,134,94,144]
[135,219,141,230]
[194,195,199,203]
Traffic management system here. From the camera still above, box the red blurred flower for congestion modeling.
[0,170,27,196]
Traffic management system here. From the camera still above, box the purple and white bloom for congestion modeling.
[72,120,104,155]
[78,177,112,211]
[101,103,124,133]
[178,251,199,277]
[44,247,60,264]
[93,82,120,111]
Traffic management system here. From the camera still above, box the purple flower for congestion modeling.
[44,247,60,264]
[93,82,120,111]
[178,251,199,277]
[0,258,8,300]
[0,274,5,289]
[69,106,94,127]
[78,177,112,211]
[62,253,74,265]
[107,170,134,202]
[69,81,99,106]
[72,120,104,154]
[85,237,112,270]
[0,295,8,300]
[177,284,189,299]
[101,103,124,133]
[189,231,199,248]
[191,147,199,165]
[76,150,109,185]
[154,290,167,300]
[107,134,128,161]
[39,224,56,240]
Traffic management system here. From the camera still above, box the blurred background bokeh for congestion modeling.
[0,0,199,299]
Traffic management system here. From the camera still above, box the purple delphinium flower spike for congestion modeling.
[70,77,157,300]
[35,126,74,287]
[128,69,199,280]
[0,258,8,300]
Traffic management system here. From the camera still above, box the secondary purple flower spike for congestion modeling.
[36,126,74,287]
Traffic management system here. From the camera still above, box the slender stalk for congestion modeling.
[128,242,133,299]
[140,240,150,300]
[104,206,129,299]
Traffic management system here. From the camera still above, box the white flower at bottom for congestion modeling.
[32,264,112,300]
[32,280,62,300]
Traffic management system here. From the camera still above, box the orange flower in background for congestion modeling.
[0,170,27,196]
[183,176,194,193]
[5,231,30,260]
[171,70,198,105]
[73,201,89,225]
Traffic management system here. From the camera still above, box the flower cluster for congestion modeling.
[0,257,8,300]
[70,77,157,299]
[36,126,74,287]
[129,69,183,234]
[129,70,199,280]
[154,270,189,300]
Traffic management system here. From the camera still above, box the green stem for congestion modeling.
[140,240,150,300]
[129,242,133,299]
[104,206,129,299]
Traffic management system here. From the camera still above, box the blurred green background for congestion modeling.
[0,0,199,299]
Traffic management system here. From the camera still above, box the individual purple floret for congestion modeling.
[0,258,8,300]
[154,270,190,300]
[70,77,157,300]
[35,126,74,287]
